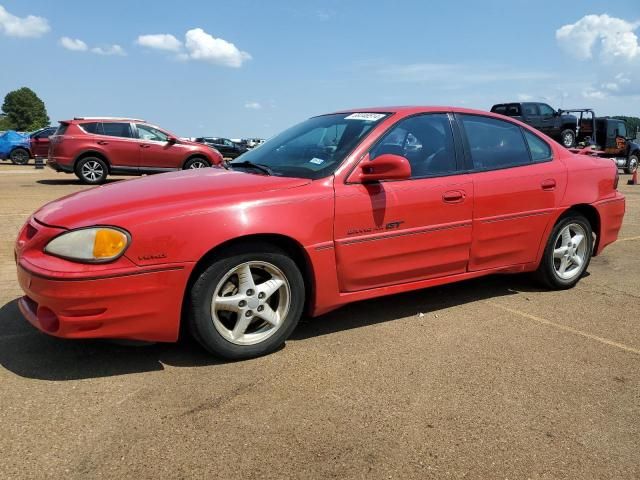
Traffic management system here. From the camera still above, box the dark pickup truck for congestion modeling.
[490,102,580,148]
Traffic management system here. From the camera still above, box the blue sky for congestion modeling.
[1,0,639,137]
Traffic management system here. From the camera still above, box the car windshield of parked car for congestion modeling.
[229,112,389,179]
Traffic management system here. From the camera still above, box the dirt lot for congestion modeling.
[1,163,639,479]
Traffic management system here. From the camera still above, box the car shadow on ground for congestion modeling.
[36,178,123,186]
[0,274,541,381]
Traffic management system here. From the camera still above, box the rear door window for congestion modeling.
[80,122,100,134]
[459,114,531,170]
[101,122,133,138]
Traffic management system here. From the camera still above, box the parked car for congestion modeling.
[15,107,624,360]
[0,130,31,165]
[48,117,223,184]
[490,102,581,148]
[194,137,248,158]
[30,126,57,159]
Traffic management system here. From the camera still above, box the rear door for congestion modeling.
[521,103,543,130]
[537,103,558,136]
[457,114,567,270]
[334,113,473,291]
[90,122,140,169]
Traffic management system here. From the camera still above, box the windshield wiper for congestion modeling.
[229,160,273,176]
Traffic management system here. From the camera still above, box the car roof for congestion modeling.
[65,117,146,123]
[329,105,511,117]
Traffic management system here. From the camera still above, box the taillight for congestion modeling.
[614,170,619,190]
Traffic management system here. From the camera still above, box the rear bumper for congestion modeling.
[16,263,191,342]
[47,158,74,173]
[594,193,626,255]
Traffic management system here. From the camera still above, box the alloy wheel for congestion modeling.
[552,223,588,280]
[189,160,208,169]
[562,132,574,148]
[211,261,291,345]
[81,160,104,182]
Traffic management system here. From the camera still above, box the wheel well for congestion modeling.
[10,146,30,154]
[561,204,601,253]
[183,155,210,168]
[74,151,110,172]
[180,234,314,335]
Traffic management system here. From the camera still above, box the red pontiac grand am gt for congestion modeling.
[15,107,625,359]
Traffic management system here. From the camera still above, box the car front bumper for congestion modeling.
[16,262,191,342]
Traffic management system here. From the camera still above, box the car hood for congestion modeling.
[34,168,311,229]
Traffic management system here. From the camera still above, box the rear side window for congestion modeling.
[460,115,531,170]
[523,130,552,162]
[55,123,69,136]
[80,122,100,134]
[101,122,133,138]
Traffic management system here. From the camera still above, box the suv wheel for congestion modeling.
[560,129,576,148]
[188,244,305,360]
[535,214,592,289]
[184,157,210,169]
[76,157,108,184]
[625,154,638,174]
[10,148,30,165]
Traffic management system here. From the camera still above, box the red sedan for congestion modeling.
[15,107,625,359]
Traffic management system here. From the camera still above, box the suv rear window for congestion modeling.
[55,123,69,136]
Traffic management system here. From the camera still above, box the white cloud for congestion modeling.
[59,36,88,52]
[184,28,251,67]
[91,44,126,56]
[136,33,182,52]
[517,93,534,101]
[556,14,640,62]
[0,5,50,38]
[244,101,262,110]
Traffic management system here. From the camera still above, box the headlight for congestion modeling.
[44,227,130,263]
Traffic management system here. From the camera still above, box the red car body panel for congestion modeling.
[47,119,222,175]
[15,107,625,342]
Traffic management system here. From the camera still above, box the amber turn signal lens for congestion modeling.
[93,228,128,258]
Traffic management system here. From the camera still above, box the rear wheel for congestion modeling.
[10,148,30,165]
[560,129,576,148]
[188,244,305,360]
[75,157,108,184]
[184,157,210,169]
[535,214,592,289]
[625,154,638,174]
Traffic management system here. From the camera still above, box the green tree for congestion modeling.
[1,87,50,131]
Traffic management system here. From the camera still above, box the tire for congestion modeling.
[75,156,108,184]
[560,129,576,148]
[9,148,30,165]
[183,157,211,169]
[535,214,593,289]
[188,243,305,360]
[625,154,638,174]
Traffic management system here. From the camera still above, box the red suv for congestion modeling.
[48,117,223,184]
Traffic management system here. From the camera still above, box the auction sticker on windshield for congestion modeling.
[344,113,387,121]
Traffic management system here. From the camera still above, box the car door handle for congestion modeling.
[96,140,109,145]
[140,144,151,149]
[443,190,465,203]
[541,179,556,191]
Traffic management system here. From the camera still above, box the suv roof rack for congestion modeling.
[73,116,146,122]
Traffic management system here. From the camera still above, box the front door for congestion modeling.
[334,113,473,292]
[135,124,182,169]
[455,114,567,271]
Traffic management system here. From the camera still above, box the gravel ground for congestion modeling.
[1,163,639,479]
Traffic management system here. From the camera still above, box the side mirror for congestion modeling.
[167,136,177,144]
[349,153,411,183]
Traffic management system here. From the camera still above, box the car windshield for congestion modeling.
[229,112,389,179]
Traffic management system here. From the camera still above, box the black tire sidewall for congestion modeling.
[190,248,305,360]
[10,148,30,165]
[75,157,108,184]
[539,215,592,289]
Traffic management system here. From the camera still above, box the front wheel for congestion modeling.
[10,148,30,165]
[183,157,211,169]
[625,154,638,174]
[560,129,576,148]
[189,244,305,360]
[535,214,592,289]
